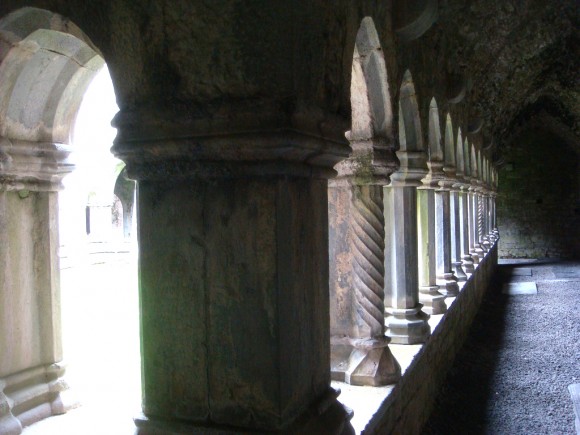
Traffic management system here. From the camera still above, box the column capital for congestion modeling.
[111,107,352,181]
[390,150,428,186]
[0,136,73,191]
[421,160,445,189]
[331,137,399,187]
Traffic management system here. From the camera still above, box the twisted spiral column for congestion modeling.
[478,193,484,239]
[351,185,385,337]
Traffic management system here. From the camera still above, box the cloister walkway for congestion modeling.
[423,259,580,434]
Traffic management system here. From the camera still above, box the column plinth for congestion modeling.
[384,306,430,345]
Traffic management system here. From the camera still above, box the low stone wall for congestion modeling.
[364,243,498,434]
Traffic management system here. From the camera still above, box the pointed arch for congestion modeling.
[398,70,423,152]
[427,97,443,162]
[348,17,393,142]
[456,127,464,176]
[463,137,471,178]
[470,142,478,179]
[0,7,105,144]
[477,150,483,182]
[444,114,455,168]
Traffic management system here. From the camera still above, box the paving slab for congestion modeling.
[509,267,532,276]
[502,282,538,295]
[498,259,537,265]
[554,269,580,279]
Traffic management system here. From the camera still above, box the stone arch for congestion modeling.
[427,97,443,162]
[471,141,479,180]
[444,114,456,169]
[456,127,465,176]
[0,8,121,433]
[0,7,104,145]
[393,0,439,41]
[398,70,424,153]
[463,137,471,178]
[348,16,393,143]
[0,7,107,191]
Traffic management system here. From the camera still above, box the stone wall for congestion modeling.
[365,244,498,435]
[497,128,580,259]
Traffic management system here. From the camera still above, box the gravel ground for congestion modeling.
[423,259,580,435]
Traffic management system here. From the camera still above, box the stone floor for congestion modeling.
[423,259,580,435]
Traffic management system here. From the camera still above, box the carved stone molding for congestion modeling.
[0,136,73,191]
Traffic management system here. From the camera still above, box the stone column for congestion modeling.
[468,143,483,265]
[434,186,459,295]
[459,136,475,274]
[329,138,401,386]
[113,114,353,433]
[113,168,136,239]
[476,151,489,254]
[417,185,447,314]
[491,169,500,241]
[443,125,467,283]
[328,18,401,387]
[435,161,460,297]
[383,72,430,345]
[416,100,447,315]
[480,157,492,252]
[0,137,76,434]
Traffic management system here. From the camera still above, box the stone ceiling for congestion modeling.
[436,0,579,160]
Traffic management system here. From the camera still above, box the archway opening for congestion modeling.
[57,65,140,429]
[0,7,140,433]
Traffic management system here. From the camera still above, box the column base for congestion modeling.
[481,237,491,252]
[462,254,475,274]
[385,306,431,345]
[436,272,459,297]
[330,337,401,387]
[0,363,78,433]
[475,246,485,261]
[134,388,354,435]
[469,249,481,265]
[0,388,22,435]
[419,285,447,315]
[452,261,468,282]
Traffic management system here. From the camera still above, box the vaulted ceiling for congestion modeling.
[436,0,579,160]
